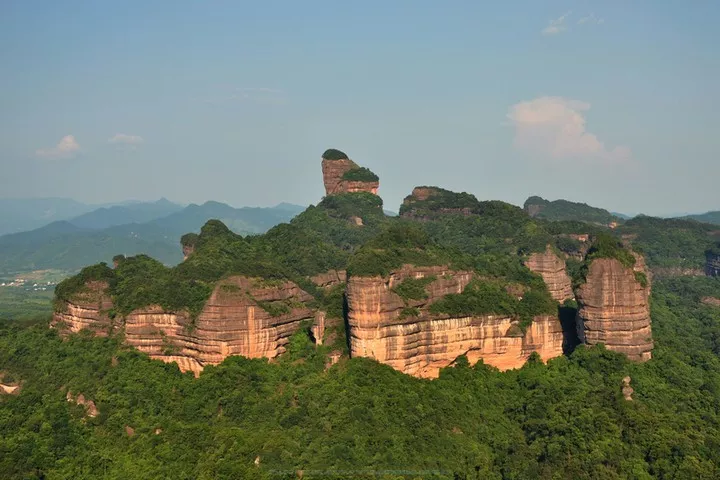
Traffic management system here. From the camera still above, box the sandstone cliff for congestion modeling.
[51,281,115,336]
[53,277,321,375]
[321,150,379,196]
[575,257,653,361]
[346,265,565,378]
[525,246,574,303]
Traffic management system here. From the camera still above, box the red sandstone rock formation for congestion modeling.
[51,281,115,336]
[346,265,565,378]
[310,270,348,290]
[53,277,322,375]
[525,246,574,303]
[321,153,379,196]
[575,257,653,362]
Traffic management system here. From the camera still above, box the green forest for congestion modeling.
[3,188,720,479]
[2,275,720,479]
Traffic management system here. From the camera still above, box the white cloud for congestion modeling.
[506,96,631,164]
[578,13,604,25]
[108,133,144,145]
[542,11,571,35]
[35,135,81,159]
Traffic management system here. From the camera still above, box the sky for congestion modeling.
[1,0,718,216]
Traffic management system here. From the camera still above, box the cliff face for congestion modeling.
[321,157,379,196]
[575,257,653,361]
[51,281,115,336]
[706,251,720,277]
[346,265,565,378]
[525,246,573,303]
[53,277,319,375]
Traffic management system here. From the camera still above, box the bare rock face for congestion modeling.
[525,246,574,303]
[706,250,720,277]
[67,391,99,418]
[575,257,653,361]
[321,151,379,196]
[51,281,115,336]
[702,297,720,307]
[310,270,347,289]
[53,277,321,375]
[346,265,565,378]
[622,376,634,401]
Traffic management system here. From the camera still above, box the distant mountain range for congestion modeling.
[681,211,720,226]
[0,200,305,273]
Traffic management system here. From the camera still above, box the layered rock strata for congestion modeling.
[346,265,565,378]
[525,246,574,303]
[321,154,379,196]
[51,281,115,335]
[53,277,320,375]
[575,257,653,361]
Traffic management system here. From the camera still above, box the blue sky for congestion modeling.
[1,0,718,216]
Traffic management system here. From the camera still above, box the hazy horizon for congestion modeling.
[2,1,718,216]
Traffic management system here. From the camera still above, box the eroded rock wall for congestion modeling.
[346,265,565,378]
[51,281,115,336]
[575,257,653,361]
[53,277,319,375]
[525,246,574,303]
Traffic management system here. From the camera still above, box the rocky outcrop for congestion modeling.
[399,186,478,219]
[321,150,379,196]
[706,249,720,277]
[310,270,347,289]
[525,246,574,303]
[575,257,653,362]
[622,376,634,401]
[346,265,565,378]
[702,297,720,308]
[67,391,99,417]
[53,277,322,375]
[51,281,115,336]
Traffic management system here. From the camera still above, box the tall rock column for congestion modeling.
[321,149,379,196]
[525,246,574,303]
[575,257,653,361]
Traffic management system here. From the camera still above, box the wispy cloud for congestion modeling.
[506,96,631,164]
[35,135,81,159]
[578,13,604,25]
[108,133,144,145]
[541,11,571,35]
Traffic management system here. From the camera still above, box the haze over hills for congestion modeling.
[0,198,98,235]
[68,198,183,230]
[0,201,305,273]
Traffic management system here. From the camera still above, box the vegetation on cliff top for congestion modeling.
[524,195,622,226]
[399,186,481,217]
[321,148,348,160]
[340,167,379,183]
[429,279,557,329]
